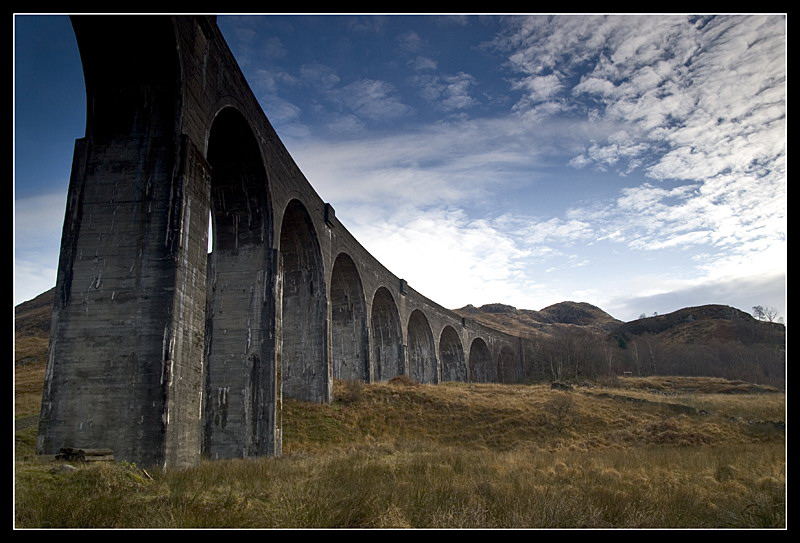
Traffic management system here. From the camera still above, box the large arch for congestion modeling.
[203,106,275,459]
[497,345,518,384]
[407,310,437,384]
[330,253,369,382]
[370,287,403,381]
[279,199,327,403]
[439,326,466,382]
[468,338,494,383]
[73,15,179,144]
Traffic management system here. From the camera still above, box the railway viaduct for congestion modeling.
[37,15,530,469]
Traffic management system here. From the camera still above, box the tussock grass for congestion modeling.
[15,441,784,528]
[16,377,785,528]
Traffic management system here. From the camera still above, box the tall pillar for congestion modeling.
[37,134,211,469]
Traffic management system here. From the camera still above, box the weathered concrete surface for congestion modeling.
[39,15,534,469]
[439,326,466,382]
[330,253,369,382]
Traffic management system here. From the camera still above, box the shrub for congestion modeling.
[335,379,365,404]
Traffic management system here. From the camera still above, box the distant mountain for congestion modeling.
[456,300,784,387]
[609,304,785,346]
[15,287,55,338]
[455,300,784,348]
[455,301,622,337]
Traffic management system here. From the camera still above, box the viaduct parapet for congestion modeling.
[38,15,532,469]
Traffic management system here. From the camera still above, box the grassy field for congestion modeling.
[14,366,786,528]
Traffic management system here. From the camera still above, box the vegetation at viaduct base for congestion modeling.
[16,363,785,528]
[15,289,785,527]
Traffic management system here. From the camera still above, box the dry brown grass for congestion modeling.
[15,439,785,528]
[616,375,781,394]
[15,361,46,419]
[585,383,785,424]
[15,370,785,527]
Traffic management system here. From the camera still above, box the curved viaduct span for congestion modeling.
[38,15,529,469]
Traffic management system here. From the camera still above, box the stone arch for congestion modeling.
[203,106,275,459]
[330,252,369,382]
[370,287,403,381]
[278,199,327,403]
[468,337,494,383]
[439,326,466,382]
[73,15,180,144]
[497,345,518,384]
[407,310,437,384]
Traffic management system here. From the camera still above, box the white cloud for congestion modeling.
[251,69,298,95]
[285,114,608,208]
[411,72,478,111]
[397,30,424,53]
[491,15,786,184]
[262,94,302,123]
[513,73,563,102]
[486,14,785,308]
[347,16,388,34]
[410,56,438,71]
[263,36,287,59]
[341,206,538,309]
[327,79,412,121]
[298,63,341,89]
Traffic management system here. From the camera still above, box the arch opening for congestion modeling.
[279,200,327,403]
[439,326,466,382]
[330,253,369,383]
[370,287,403,381]
[203,106,275,459]
[497,345,518,384]
[407,310,437,384]
[468,338,493,383]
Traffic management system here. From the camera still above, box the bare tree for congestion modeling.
[753,305,779,322]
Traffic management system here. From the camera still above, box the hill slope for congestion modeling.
[610,304,785,346]
[455,301,622,337]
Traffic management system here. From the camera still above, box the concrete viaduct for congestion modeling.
[37,15,529,469]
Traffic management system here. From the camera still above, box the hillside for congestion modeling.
[609,304,785,346]
[15,287,54,338]
[455,301,622,338]
[455,300,784,348]
[14,288,55,367]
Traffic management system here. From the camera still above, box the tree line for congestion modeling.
[515,326,785,388]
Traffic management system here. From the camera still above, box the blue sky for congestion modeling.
[14,14,786,322]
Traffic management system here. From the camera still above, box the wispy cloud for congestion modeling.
[410,55,438,72]
[327,79,412,121]
[397,30,425,53]
[492,15,786,177]
[15,191,67,304]
[488,14,786,299]
[411,71,478,111]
